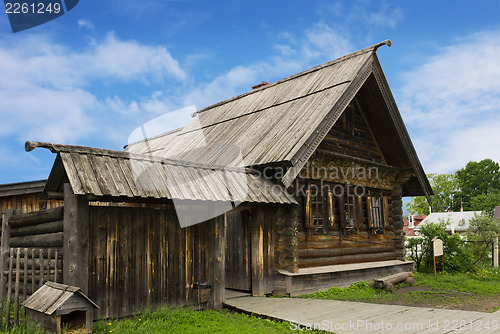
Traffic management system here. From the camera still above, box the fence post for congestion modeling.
[1,210,16,330]
[63,183,89,294]
[493,237,499,268]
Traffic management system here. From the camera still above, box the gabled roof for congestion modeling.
[0,179,46,198]
[25,141,296,205]
[22,281,99,315]
[127,40,432,201]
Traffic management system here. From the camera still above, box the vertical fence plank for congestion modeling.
[14,248,20,325]
[47,249,52,282]
[55,250,59,283]
[39,249,44,288]
[23,248,28,302]
[31,249,35,294]
[5,249,13,329]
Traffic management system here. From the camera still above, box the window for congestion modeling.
[340,193,360,234]
[367,193,389,234]
[305,185,335,229]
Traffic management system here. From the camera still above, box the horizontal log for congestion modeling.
[8,206,63,228]
[297,240,394,250]
[298,246,395,259]
[297,234,394,242]
[10,232,64,248]
[4,248,62,257]
[10,220,64,237]
[3,269,62,277]
[298,251,397,268]
[371,272,414,292]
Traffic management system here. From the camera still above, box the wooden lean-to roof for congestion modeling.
[25,141,296,204]
[127,40,432,201]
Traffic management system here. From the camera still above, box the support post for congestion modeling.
[63,183,89,294]
[210,214,225,309]
[251,207,265,296]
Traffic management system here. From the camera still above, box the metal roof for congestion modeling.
[22,281,98,315]
[414,211,482,232]
[26,141,297,205]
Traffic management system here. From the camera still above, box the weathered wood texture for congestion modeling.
[88,205,226,319]
[292,188,396,268]
[225,211,251,291]
[63,184,89,295]
[274,205,298,273]
[318,101,384,164]
[0,193,61,219]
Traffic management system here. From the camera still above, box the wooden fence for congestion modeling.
[0,207,63,329]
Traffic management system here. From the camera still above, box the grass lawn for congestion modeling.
[92,307,323,334]
[2,307,324,334]
[299,270,500,313]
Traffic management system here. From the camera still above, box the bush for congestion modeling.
[406,220,476,273]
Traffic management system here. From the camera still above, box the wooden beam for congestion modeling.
[251,207,264,296]
[210,214,225,309]
[63,183,90,295]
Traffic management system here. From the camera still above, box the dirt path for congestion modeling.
[366,285,500,313]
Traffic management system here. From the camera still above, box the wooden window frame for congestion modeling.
[305,184,336,231]
[339,189,361,235]
[367,192,390,234]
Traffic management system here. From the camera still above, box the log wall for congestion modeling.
[293,182,398,269]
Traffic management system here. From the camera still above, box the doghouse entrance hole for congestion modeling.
[61,311,86,331]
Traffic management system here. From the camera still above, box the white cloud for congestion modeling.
[77,19,95,31]
[399,30,500,173]
[0,32,187,146]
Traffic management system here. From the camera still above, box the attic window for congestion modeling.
[341,105,354,135]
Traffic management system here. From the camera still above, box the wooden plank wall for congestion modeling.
[88,205,216,319]
[295,194,397,268]
[0,193,62,217]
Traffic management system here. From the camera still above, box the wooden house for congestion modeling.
[16,40,431,319]
[0,180,61,217]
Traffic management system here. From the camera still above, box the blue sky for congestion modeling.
[1,0,500,188]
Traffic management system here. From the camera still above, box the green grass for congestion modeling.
[298,271,500,312]
[92,307,323,334]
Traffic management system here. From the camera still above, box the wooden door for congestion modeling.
[224,210,251,291]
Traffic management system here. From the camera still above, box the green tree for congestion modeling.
[467,213,500,265]
[454,159,500,211]
[406,173,458,215]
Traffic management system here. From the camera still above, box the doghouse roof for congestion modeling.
[25,141,297,204]
[22,282,99,315]
[126,40,431,201]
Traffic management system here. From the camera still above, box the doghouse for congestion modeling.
[23,282,99,333]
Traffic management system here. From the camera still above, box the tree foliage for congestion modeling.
[454,159,500,212]
[406,173,458,215]
[406,159,500,216]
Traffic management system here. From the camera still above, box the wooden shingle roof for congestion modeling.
[22,282,98,315]
[26,141,297,204]
[125,41,432,201]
